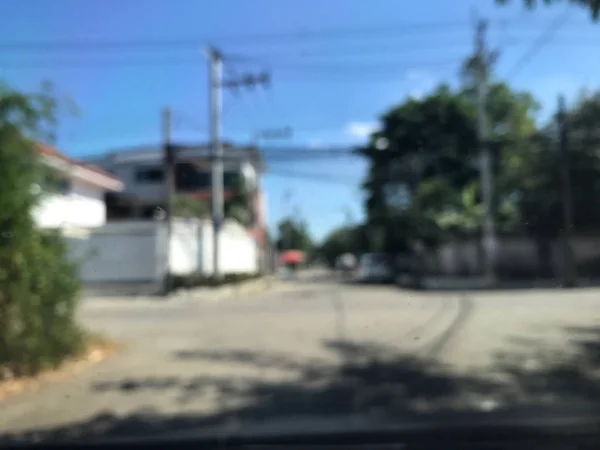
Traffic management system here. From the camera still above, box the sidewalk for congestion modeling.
[81,275,303,308]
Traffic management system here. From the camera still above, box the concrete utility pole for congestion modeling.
[162,106,175,295]
[474,19,497,286]
[207,47,271,279]
[557,95,576,287]
[208,47,224,279]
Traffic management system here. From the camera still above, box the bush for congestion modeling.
[0,232,84,377]
[0,82,84,377]
[168,272,261,290]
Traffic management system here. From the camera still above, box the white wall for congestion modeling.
[33,179,107,229]
[169,220,200,275]
[68,221,163,283]
[198,219,259,275]
[68,218,259,285]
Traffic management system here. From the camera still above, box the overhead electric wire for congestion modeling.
[222,44,474,63]
[0,16,589,55]
[266,169,357,185]
[0,20,473,54]
[0,53,463,70]
[504,7,571,80]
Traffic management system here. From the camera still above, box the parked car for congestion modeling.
[356,253,393,283]
[335,253,357,279]
[394,252,424,289]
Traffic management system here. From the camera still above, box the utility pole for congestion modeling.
[208,47,224,280]
[207,47,270,279]
[558,95,576,287]
[474,19,497,286]
[162,106,175,295]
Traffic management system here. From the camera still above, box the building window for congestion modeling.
[135,167,164,183]
[174,162,246,191]
[175,162,211,191]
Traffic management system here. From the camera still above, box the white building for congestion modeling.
[33,143,124,230]
[82,143,268,244]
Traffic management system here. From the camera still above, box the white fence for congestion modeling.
[68,218,259,286]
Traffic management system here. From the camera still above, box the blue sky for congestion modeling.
[2,0,599,241]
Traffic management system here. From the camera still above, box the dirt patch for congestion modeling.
[0,337,120,402]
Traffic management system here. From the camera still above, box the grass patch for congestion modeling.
[0,331,120,402]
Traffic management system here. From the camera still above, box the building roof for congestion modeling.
[36,143,124,191]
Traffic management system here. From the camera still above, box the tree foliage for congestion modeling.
[224,174,255,227]
[357,75,559,260]
[0,82,84,377]
[173,195,210,219]
[173,173,254,228]
[496,0,600,18]
[276,217,314,254]
[318,225,369,267]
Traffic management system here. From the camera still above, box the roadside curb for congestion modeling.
[0,339,118,403]
[171,276,284,302]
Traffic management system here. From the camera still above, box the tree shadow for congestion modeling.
[4,327,600,444]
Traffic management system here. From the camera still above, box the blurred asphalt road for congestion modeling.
[2,270,600,441]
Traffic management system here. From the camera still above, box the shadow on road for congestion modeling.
[3,326,600,443]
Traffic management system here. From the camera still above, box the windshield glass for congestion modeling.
[3,0,600,445]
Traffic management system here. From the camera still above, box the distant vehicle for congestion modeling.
[394,252,424,289]
[356,253,393,283]
[335,253,357,279]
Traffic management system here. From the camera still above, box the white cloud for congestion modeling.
[345,121,378,139]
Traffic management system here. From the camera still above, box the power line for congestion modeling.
[0,17,588,55]
[504,8,571,80]
[223,44,474,63]
[266,169,360,185]
[0,57,204,68]
[0,55,462,70]
[0,21,472,53]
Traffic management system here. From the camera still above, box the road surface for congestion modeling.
[2,272,600,441]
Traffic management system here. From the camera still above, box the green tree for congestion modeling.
[276,217,314,254]
[496,0,600,19]
[359,78,541,263]
[0,81,84,376]
[359,84,479,253]
[224,174,254,227]
[173,173,254,227]
[173,195,210,219]
[318,225,369,267]
[514,92,600,274]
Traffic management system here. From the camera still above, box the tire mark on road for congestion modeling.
[398,295,452,342]
[421,294,475,359]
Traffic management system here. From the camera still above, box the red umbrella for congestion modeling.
[280,250,305,265]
